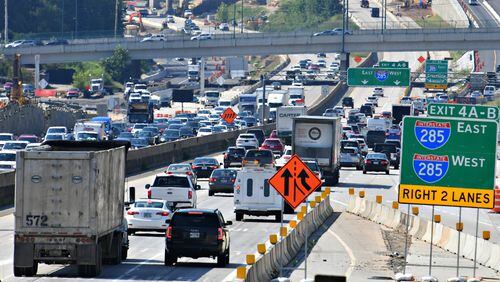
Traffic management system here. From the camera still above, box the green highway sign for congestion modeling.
[399,116,497,208]
[379,61,409,68]
[347,67,410,87]
[425,59,448,89]
[427,103,500,122]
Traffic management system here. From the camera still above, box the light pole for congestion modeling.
[240,0,243,33]
[74,0,78,38]
[61,0,65,36]
[4,0,8,44]
[114,0,119,38]
[233,2,236,38]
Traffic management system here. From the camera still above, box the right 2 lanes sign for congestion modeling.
[399,116,497,208]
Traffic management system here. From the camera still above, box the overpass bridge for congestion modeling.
[2,27,500,64]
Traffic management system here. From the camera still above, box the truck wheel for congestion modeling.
[164,250,176,266]
[217,251,228,267]
[235,212,243,221]
[363,170,367,174]
[394,165,399,170]
[108,234,122,265]
[14,262,37,277]
[121,245,128,260]
[275,212,282,222]
[81,243,102,277]
[386,170,390,175]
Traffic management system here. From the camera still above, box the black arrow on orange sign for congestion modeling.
[298,169,312,192]
[281,168,292,196]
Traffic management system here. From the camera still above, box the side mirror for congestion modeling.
[129,187,136,203]
[195,185,201,190]
[226,220,233,226]
[145,184,151,189]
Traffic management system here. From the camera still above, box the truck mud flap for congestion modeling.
[14,242,35,267]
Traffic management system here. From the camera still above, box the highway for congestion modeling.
[466,0,500,72]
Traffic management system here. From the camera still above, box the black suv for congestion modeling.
[243,149,274,166]
[342,97,354,108]
[223,147,246,168]
[246,129,265,146]
[373,143,400,169]
[165,209,231,266]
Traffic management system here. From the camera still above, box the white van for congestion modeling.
[366,117,390,132]
[234,166,283,222]
[74,122,107,141]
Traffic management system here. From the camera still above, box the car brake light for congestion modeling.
[231,178,235,183]
[192,165,197,169]
[381,160,388,165]
[209,177,215,182]
[157,211,170,216]
[127,210,139,215]
[210,165,218,169]
[167,172,173,175]
[365,160,371,164]
[188,190,192,199]
[147,189,151,199]
[217,227,224,240]
[166,226,172,239]
[188,211,203,215]
[186,171,193,176]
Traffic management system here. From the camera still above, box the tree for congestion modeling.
[72,62,110,90]
[101,46,131,83]
[216,3,229,22]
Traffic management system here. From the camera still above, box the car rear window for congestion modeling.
[171,213,219,228]
[367,153,387,159]
[168,165,190,172]
[212,169,237,178]
[194,158,218,165]
[228,148,245,155]
[245,150,273,158]
[264,139,281,145]
[374,144,397,153]
[367,131,386,138]
[135,201,164,208]
[305,162,319,171]
[239,134,255,139]
[153,176,190,187]
[341,148,356,154]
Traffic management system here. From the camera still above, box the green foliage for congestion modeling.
[101,46,131,83]
[72,62,110,90]
[216,3,230,22]
[0,0,123,38]
[261,0,342,32]
[0,60,11,77]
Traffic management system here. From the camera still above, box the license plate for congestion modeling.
[373,161,379,165]
[221,179,229,183]
[190,232,200,238]
[202,167,207,170]
[143,213,152,218]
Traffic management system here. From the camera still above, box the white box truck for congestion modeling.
[288,86,305,106]
[292,116,342,185]
[14,141,129,277]
[234,165,283,222]
[276,106,307,139]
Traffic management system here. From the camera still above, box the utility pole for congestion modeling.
[233,2,236,38]
[240,0,244,33]
[61,0,65,36]
[74,0,78,38]
[4,0,8,44]
[260,74,266,125]
[114,0,119,38]
[341,0,346,53]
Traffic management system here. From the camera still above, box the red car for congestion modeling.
[66,88,81,99]
[269,130,278,139]
[259,138,284,155]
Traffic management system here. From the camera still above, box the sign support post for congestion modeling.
[279,203,284,277]
[304,200,308,280]
[429,205,435,276]
[456,207,462,277]
[473,208,479,277]
[403,204,410,274]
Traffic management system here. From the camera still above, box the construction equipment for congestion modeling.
[10,54,25,105]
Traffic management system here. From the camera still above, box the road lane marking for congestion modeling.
[113,252,163,281]
[327,228,356,279]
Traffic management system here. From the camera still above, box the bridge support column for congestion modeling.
[35,55,40,90]
[340,52,350,72]
[200,57,205,94]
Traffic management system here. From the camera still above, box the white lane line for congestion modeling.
[112,252,163,281]
[327,228,356,279]
[332,200,348,207]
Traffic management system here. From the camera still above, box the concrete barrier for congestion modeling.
[243,196,333,282]
[431,0,469,28]
[346,194,500,272]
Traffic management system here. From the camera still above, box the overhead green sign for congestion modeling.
[347,67,410,87]
[379,61,409,68]
[425,59,448,89]
[399,116,497,208]
[427,103,500,122]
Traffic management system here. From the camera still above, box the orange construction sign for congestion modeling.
[269,155,322,209]
[220,107,237,124]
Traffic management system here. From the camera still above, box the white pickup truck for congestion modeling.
[146,174,200,209]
